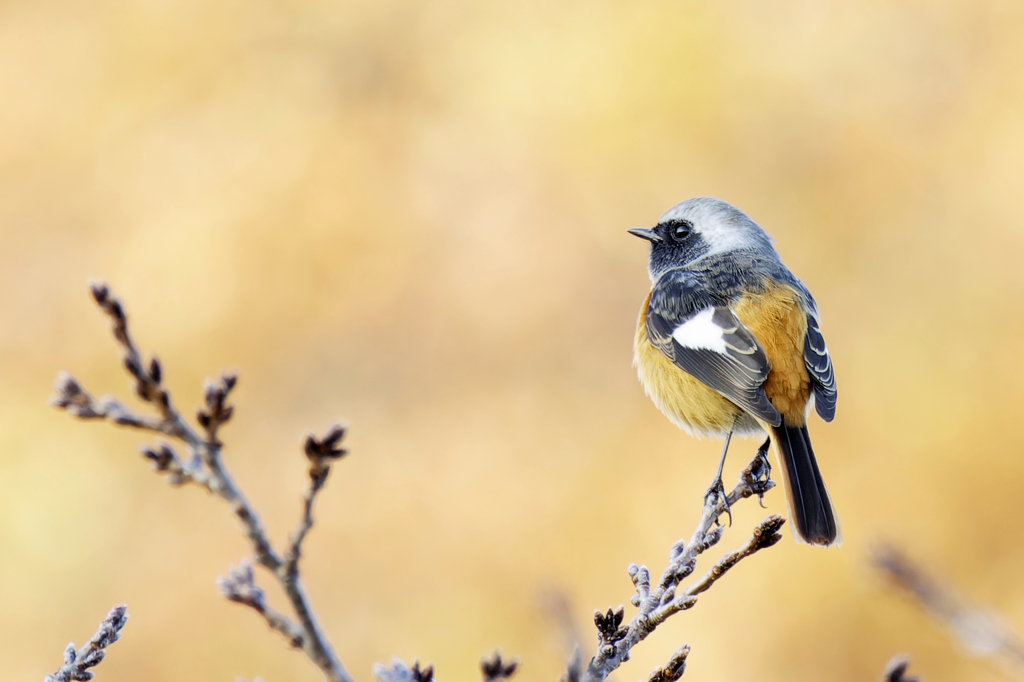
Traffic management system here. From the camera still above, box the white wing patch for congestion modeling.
[671,307,728,353]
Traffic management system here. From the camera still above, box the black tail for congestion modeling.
[771,424,841,547]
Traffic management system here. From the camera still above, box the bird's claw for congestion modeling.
[704,475,732,526]
[743,438,774,507]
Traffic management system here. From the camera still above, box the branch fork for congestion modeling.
[578,443,785,682]
[51,283,352,682]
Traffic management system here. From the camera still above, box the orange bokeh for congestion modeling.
[3,2,1024,681]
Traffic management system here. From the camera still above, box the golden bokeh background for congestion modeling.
[4,1,1024,680]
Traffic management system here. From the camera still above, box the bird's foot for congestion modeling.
[704,475,732,526]
[741,438,774,508]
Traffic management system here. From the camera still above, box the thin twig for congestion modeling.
[873,544,1024,676]
[283,472,328,578]
[282,427,347,580]
[45,605,129,682]
[51,283,352,682]
[219,561,305,648]
[579,440,785,682]
[683,514,785,598]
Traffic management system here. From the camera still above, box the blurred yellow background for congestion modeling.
[4,1,1024,680]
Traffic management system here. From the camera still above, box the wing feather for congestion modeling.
[646,271,782,427]
[803,310,837,422]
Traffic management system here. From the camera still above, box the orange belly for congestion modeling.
[633,282,812,437]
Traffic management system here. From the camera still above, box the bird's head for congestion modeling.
[629,197,776,281]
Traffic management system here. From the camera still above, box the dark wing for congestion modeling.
[646,270,782,426]
[803,308,837,422]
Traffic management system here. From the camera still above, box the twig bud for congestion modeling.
[90,282,109,305]
[481,651,519,682]
[148,357,162,384]
[124,356,142,379]
[410,661,434,682]
[647,645,690,682]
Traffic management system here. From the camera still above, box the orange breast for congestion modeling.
[633,291,749,437]
[732,283,811,426]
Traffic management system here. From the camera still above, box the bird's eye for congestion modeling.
[670,220,692,240]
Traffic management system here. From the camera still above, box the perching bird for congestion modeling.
[630,197,840,547]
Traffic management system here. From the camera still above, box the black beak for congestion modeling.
[628,227,662,243]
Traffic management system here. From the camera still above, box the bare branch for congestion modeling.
[683,514,785,597]
[53,290,281,571]
[578,440,783,682]
[51,373,164,432]
[873,544,1024,675]
[86,282,194,443]
[219,561,305,648]
[283,426,348,579]
[45,605,129,682]
[52,284,352,682]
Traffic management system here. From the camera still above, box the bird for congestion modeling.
[630,197,840,547]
